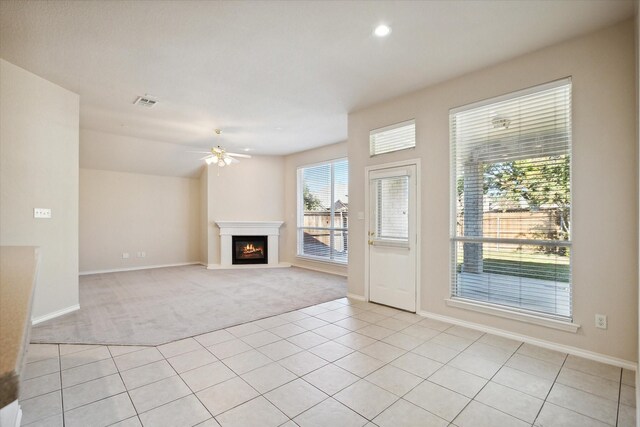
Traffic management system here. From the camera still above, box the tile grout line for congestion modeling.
[429,333,490,425]
[305,323,475,424]
[160,347,219,425]
[531,351,567,426]
[106,345,142,426]
[615,368,623,427]
[58,344,66,427]
[199,337,307,424]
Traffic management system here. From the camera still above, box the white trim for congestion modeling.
[291,262,347,277]
[0,400,21,427]
[295,255,347,267]
[449,77,572,114]
[364,158,421,314]
[207,262,291,270]
[347,293,366,301]
[296,156,348,171]
[79,262,202,276]
[215,221,284,231]
[370,118,416,136]
[32,304,80,325]
[445,298,580,333]
[418,309,635,371]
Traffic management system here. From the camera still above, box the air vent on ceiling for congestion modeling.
[133,95,158,108]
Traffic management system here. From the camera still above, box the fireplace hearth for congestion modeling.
[232,235,268,265]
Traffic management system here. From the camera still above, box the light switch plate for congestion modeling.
[34,208,52,219]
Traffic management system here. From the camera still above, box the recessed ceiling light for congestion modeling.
[243,148,251,152]
[374,24,391,37]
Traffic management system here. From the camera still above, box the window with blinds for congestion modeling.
[297,159,348,263]
[374,175,409,241]
[450,79,572,320]
[370,119,416,156]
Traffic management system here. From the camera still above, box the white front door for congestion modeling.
[368,164,417,312]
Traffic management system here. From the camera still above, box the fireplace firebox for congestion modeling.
[232,235,268,265]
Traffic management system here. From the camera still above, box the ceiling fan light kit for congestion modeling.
[189,130,251,173]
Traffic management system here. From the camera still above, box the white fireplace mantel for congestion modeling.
[209,221,289,269]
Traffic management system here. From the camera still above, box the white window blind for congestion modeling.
[370,119,416,156]
[297,159,348,263]
[374,176,409,241]
[450,79,572,320]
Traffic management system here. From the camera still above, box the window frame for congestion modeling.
[448,78,576,328]
[296,157,348,265]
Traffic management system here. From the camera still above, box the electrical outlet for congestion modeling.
[136,251,146,258]
[34,208,52,219]
[595,314,607,329]
[122,252,130,259]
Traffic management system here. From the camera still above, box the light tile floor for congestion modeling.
[20,297,636,427]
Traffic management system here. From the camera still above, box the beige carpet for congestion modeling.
[31,265,347,346]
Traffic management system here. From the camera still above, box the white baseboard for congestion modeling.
[207,263,292,270]
[32,304,80,325]
[418,309,637,371]
[291,263,348,277]
[79,262,202,275]
[0,400,21,427]
[346,293,366,301]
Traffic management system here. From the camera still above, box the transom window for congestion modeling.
[297,159,348,263]
[450,79,572,320]
[370,119,416,156]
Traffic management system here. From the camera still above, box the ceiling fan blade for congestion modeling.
[226,153,251,158]
[186,151,212,154]
[228,156,240,164]
[199,155,213,160]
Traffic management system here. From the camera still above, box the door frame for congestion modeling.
[364,158,421,313]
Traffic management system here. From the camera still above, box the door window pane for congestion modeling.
[374,176,409,241]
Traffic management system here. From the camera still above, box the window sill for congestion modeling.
[295,255,347,267]
[445,298,580,333]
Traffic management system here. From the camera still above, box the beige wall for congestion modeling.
[80,128,203,178]
[206,156,285,265]
[283,142,348,276]
[635,0,640,402]
[0,59,80,320]
[348,21,638,361]
[79,169,201,272]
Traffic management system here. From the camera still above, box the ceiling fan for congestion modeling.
[188,129,251,168]
[196,146,251,167]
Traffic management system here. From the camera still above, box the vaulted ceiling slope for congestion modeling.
[0,1,634,174]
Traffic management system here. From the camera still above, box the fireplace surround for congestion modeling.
[211,221,288,269]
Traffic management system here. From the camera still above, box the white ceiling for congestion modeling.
[0,0,634,174]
